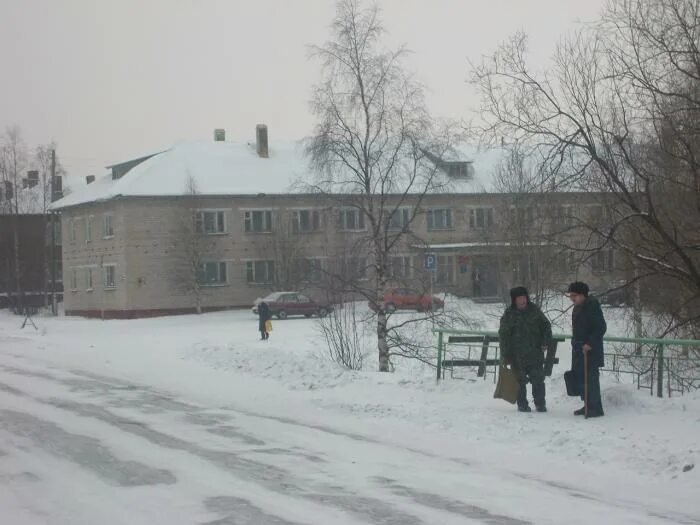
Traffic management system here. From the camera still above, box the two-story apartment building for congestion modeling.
[51,128,624,318]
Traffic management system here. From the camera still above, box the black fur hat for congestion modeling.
[510,286,529,300]
[567,281,589,296]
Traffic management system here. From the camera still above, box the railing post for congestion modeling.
[657,344,664,398]
[436,330,444,382]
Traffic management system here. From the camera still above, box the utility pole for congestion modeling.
[50,148,57,315]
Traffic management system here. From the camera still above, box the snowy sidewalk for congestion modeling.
[0,309,698,524]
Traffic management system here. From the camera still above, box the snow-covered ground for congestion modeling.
[1,300,698,524]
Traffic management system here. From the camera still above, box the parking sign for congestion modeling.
[424,253,437,271]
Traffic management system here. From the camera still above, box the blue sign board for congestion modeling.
[424,253,437,271]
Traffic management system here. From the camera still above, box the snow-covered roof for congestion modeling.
[50,139,502,210]
[50,140,310,210]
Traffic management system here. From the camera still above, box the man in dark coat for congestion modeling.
[258,301,271,340]
[568,281,607,417]
[499,286,553,412]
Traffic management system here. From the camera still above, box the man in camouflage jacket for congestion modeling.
[499,286,553,412]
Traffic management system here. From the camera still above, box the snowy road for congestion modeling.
[1,349,698,525]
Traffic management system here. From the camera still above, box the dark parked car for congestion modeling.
[252,292,332,319]
[369,287,445,313]
[597,285,631,307]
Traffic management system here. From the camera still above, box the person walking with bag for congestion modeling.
[499,287,553,413]
[568,281,607,418]
[258,301,271,340]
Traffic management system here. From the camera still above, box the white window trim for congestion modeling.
[85,215,93,245]
[103,264,117,290]
[70,268,78,292]
[426,208,454,231]
[70,218,77,242]
[243,209,274,234]
[390,254,414,278]
[387,207,412,231]
[466,206,495,229]
[85,268,94,292]
[195,209,228,235]
[199,261,229,287]
[292,208,323,234]
[300,257,325,283]
[338,207,367,232]
[103,214,115,239]
[245,259,275,284]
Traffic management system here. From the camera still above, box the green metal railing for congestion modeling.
[433,328,700,397]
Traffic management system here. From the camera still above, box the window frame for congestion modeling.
[85,216,93,244]
[246,260,275,284]
[103,264,117,290]
[426,208,454,231]
[468,207,495,229]
[387,208,411,231]
[103,214,114,238]
[198,261,228,286]
[292,209,322,234]
[338,208,366,232]
[243,209,273,234]
[195,209,227,235]
[390,255,413,279]
[436,254,455,285]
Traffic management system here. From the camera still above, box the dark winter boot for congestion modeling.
[517,405,532,413]
[574,406,586,416]
[586,408,605,418]
[535,405,547,413]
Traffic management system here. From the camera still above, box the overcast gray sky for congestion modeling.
[0,0,603,180]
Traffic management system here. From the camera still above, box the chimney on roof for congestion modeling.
[86,175,95,184]
[256,124,269,158]
[214,128,225,142]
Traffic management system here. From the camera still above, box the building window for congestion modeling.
[553,205,575,227]
[341,257,368,281]
[246,260,275,283]
[198,261,228,285]
[436,255,455,285]
[244,210,273,233]
[302,258,323,283]
[54,259,63,283]
[195,210,226,234]
[103,265,116,289]
[103,215,114,237]
[46,220,62,245]
[70,218,77,242]
[338,208,365,231]
[292,209,321,233]
[70,269,78,291]
[387,208,411,231]
[515,206,535,226]
[85,268,93,291]
[592,249,614,272]
[426,208,453,231]
[390,256,413,279]
[555,251,577,274]
[85,216,92,243]
[469,208,494,229]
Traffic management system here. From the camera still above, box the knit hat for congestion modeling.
[567,281,589,296]
[510,286,529,301]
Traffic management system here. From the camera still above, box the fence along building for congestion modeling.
[50,127,625,318]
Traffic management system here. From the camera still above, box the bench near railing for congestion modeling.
[432,328,700,397]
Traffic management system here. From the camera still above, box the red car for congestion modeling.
[252,292,332,319]
[370,288,445,313]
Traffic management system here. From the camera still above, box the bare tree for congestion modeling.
[306,0,461,371]
[317,296,368,370]
[0,127,28,312]
[471,0,700,333]
[172,175,209,314]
